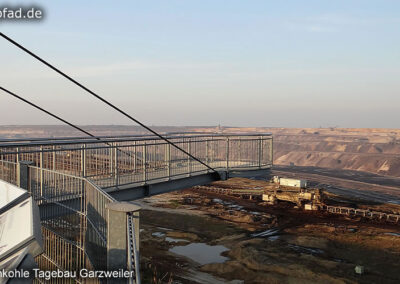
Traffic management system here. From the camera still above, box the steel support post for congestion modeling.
[106,202,141,284]
[17,161,34,190]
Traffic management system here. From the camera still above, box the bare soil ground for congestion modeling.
[193,127,400,178]
[139,175,400,284]
[271,166,400,206]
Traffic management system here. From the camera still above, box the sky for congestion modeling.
[0,0,399,128]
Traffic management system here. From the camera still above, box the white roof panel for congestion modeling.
[0,198,33,260]
[0,180,27,211]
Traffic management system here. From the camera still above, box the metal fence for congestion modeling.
[0,159,17,185]
[0,133,273,189]
[31,165,115,275]
[0,161,115,283]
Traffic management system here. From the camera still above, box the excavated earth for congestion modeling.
[139,177,400,284]
[194,127,400,178]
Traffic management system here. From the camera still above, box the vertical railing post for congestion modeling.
[40,146,44,198]
[258,136,262,168]
[52,145,56,171]
[270,136,273,166]
[0,156,3,180]
[129,145,132,174]
[81,144,87,195]
[226,137,229,172]
[142,143,147,183]
[187,139,191,177]
[53,146,57,191]
[81,144,87,177]
[133,141,137,173]
[114,143,119,187]
[110,144,114,178]
[16,147,20,163]
[95,148,98,176]
[166,143,171,180]
[106,202,141,284]
[206,139,209,172]
[238,139,241,165]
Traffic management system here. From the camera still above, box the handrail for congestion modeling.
[1,134,273,190]
[0,132,272,148]
[1,140,272,156]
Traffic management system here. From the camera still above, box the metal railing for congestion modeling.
[29,165,115,272]
[0,159,17,185]
[0,133,273,189]
[0,160,115,283]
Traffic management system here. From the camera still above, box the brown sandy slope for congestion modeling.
[196,127,400,178]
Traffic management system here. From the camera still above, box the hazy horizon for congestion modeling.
[1,1,399,128]
[1,124,399,131]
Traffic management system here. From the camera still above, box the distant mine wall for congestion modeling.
[273,140,400,178]
[197,127,400,178]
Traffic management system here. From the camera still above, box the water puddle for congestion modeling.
[169,243,229,265]
[152,232,165,237]
[166,237,190,243]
